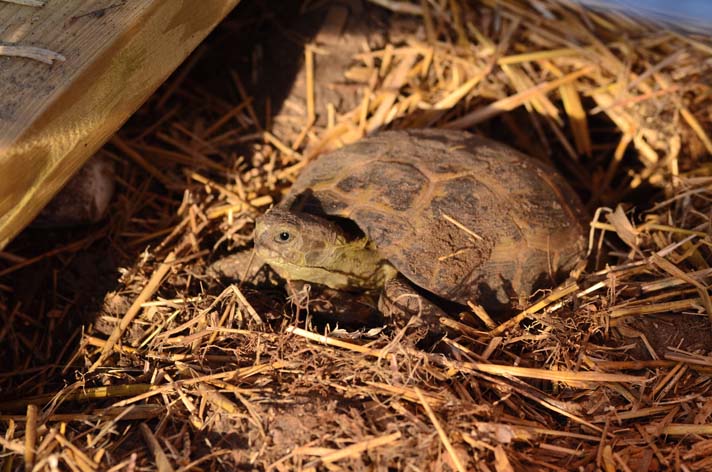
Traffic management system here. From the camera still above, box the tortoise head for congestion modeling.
[254,208,348,269]
[254,208,396,290]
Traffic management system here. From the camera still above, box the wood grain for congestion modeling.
[0,0,240,249]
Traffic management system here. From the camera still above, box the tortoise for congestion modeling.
[254,129,587,325]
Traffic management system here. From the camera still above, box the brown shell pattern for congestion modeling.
[283,129,587,308]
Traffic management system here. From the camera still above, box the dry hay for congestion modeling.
[1,0,712,470]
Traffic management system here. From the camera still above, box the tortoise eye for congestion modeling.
[276,231,292,243]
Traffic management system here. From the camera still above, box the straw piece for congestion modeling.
[490,283,580,335]
[432,69,489,109]
[559,82,592,156]
[89,252,177,372]
[0,44,64,64]
[2,0,46,5]
[0,231,104,278]
[305,45,316,125]
[590,86,680,115]
[500,62,561,122]
[140,424,175,472]
[468,301,497,330]
[54,433,99,470]
[189,171,246,205]
[445,66,593,129]
[0,384,156,411]
[367,0,422,15]
[652,424,712,437]
[421,0,436,44]
[112,136,175,188]
[498,48,581,65]
[366,54,418,132]
[24,404,38,472]
[365,381,446,405]
[415,387,467,472]
[452,360,646,385]
[650,253,712,324]
[442,212,483,240]
[680,107,712,155]
[286,326,384,357]
[609,298,702,319]
[110,362,289,408]
[307,432,401,468]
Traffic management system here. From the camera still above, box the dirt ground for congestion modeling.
[2,0,712,471]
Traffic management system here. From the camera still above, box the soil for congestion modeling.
[1,0,711,470]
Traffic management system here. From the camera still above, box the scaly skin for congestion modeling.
[254,208,397,291]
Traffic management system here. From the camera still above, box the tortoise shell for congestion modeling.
[282,129,587,308]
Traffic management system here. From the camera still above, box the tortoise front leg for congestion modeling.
[378,275,446,337]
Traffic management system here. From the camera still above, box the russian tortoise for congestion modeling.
[254,129,587,323]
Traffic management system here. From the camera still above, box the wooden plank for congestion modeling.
[0,0,240,249]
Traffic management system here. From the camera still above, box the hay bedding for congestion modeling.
[1,0,712,470]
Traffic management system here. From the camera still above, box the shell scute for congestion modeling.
[336,161,429,213]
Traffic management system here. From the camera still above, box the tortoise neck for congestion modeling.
[322,238,398,290]
[269,238,397,291]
